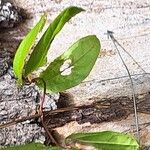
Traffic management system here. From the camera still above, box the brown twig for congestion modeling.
[0,105,82,129]
[0,113,41,129]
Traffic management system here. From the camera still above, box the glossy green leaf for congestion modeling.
[65,131,139,150]
[13,14,47,84]
[37,35,100,92]
[25,6,84,76]
[1,143,60,150]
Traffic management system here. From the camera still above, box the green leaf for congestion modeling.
[65,131,139,150]
[37,35,100,92]
[25,6,84,76]
[1,143,61,150]
[13,14,47,84]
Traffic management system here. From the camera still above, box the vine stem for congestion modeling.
[32,78,60,146]
[107,30,140,143]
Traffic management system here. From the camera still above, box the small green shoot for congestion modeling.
[13,6,99,94]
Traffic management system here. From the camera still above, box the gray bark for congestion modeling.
[0,68,59,148]
[0,1,22,28]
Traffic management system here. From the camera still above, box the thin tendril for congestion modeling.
[107,30,140,143]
